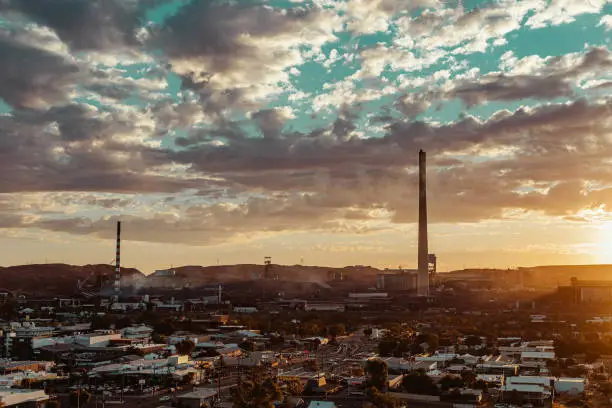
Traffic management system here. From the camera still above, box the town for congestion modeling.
[1,263,612,408]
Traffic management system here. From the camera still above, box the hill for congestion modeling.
[142,264,380,289]
[445,264,612,289]
[0,263,144,296]
[4,262,612,296]
[0,263,381,296]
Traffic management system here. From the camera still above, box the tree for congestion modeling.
[0,299,18,320]
[473,379,488,392]
[402,371,438,395]
[599,382,612,396]
[367,387,399,408]
[269,335,285,346]
[230,378,282,408]
[460,370,477,386]
[439,375,464,391]
[115,316,133,330]
[90,314,113,330]
[69,390,91,407]
[183,372,195,385]
[414,333,439,353]
[378,338,399,357]
[280,377,304,396]
[365,359,389,391]
[328,324,346,338]
[153,321,176,336]
[175,339,196,356]
[464,335,483,347]
[239,340,256,352]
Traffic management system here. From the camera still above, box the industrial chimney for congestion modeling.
[417,150,429,296]
[113,221,121,303]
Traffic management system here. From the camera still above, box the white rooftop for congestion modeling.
[521,351,555,359]
[502,383,548,394]
[308,402,337,408]
[178,388,218,400]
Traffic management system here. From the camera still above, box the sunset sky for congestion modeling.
[1,0,612,273]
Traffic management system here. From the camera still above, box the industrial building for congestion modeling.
[151,268,176,278]
[376,270,418,292]
[559,278,612,303]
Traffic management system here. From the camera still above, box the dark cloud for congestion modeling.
[451,47,612,106]
[0,33,81,109]
[453,74,574,106]
[3,0,144,51]
[2,98,612,244]
[152,0,335,114]
[251,108,290,140]
[157,1,318,66]
[0,105,213,194]
[164,99,612,227]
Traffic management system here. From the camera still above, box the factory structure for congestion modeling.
[558,278,612,304]
[113,221,121,303]
[375,150,437,295]
[418,149,429,296]
[78,150,438,304]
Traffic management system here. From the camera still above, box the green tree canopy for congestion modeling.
[414,333,439,353]
[464,335,483,347]
[175,339,196,356]
[439,375,464,391]
[328,324,346,338]
[115,316,133,330]
[367,387,399,408]
[365,358,389,391]
[153,321,176,336]
[279,377,304,396]
[402,371,438,395]
[46,400,61,408]
[230,378,283,408]
[69,390,91,407]
[239,340,257,352]
[460,370,477,386]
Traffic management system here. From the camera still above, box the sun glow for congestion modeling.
[596,222,612,264]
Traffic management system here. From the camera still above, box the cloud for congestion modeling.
[1,97,611,245]
[0,32,81,109]
[154,1,341,111]
[526,0,608,29]
[600,14,612,30]
[420,47,612,108]
[344,0,443,35]
[0,0,611,251]
[3,0,143,51]
[394,1,540,57]
[30,193,356,245]
[0,104,211,194]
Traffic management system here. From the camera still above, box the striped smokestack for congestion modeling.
[113,221,121,302]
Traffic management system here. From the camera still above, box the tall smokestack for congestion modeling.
[113,221,121,302]
[417,150,429,296]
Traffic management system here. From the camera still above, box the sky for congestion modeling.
[0,0,611,273]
